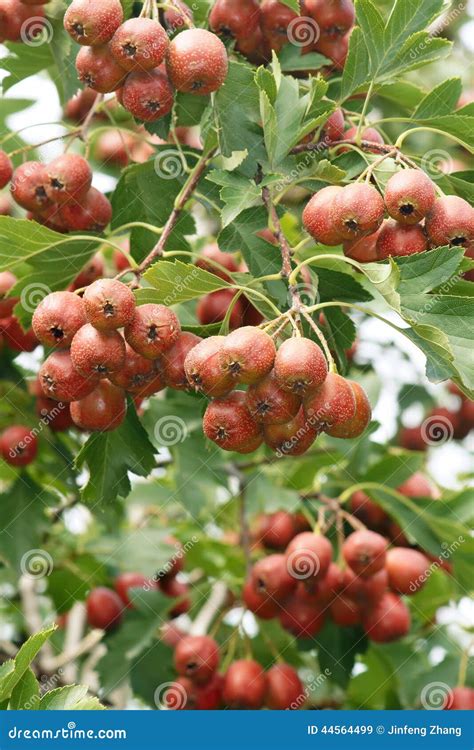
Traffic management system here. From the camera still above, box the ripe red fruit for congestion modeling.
[45,154,92,204]
[76,45,127,93]
[163,0,194,31]
[343,230,382,262]
[184,335,234,397]
[61,187,112,232]
[40,350,99,402]
[386,548,430,595]
[260,0,297,52]
[305,0,355,38]
[330,595,361,626]
[350,491,387,528]
[110,18,168,71]
[64,0,123,46]
[331,183,385,240]
[10,161,50,212]
[160,577,191,618]
[0,150,12,188]
[362,592,410,642]
[203,390,262,452]
[0,195,12,216]
[64,88,98,123]
[110,343,164,397]
[245,372,301,425]
[70,379,126,432]
[1,425,37,467]
[279,596,325,637]
[125,304,180,359]
[343,530,388,578]
[286,532,332,582]
[219,326,276,385]
[115,572,148,608]
[196,290,244,329]
[36,397,73,432]
[398,425,426,452]
[161,332,202,390]
[209,0,260,40]
[86,587,123,631]
[302,186,344,245]
[344,125,384,148]
[32,291,86,348]
[2,317,38,352]
[223,660,267,709]
[166,29,228,95]
[398,472,437,499]
[315,33,349,70]
[376,219,429,259]
[342,567,388,604]
[264,406,318,456]
[303,372,356,431]
[445,686,474,710]
[83,279,135,331]
[425,195,474,249]
[384,169,436,225]
[71,324,125,377]
[323,108,345,141]
[195,243,239,281]
[70,253,105,292]
[0,0,45,41]
[0,271,18,317]
[174,635,220,685]
[274,338,328,395]
[326,380,371,438]
[260,512,298,550]
[251,554,296,601]
[122,68,174,122]
[265,664,304,710]
[242,578,280,619]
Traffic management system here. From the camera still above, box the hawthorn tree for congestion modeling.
[0,0,473,712]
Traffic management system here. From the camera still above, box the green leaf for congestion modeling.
[415,114,474,152]
[136,259,230,306]
[219,206,282,279]
[39,685,104,710]
[75,402,156,507]
[340,27,371,100]
[397,245,465,296]
[8,669,39,710]
[412,78,463,119]
[278,45,329,72]
[206,170,262,227]
[0,477,54,570]
[47,555,108,614]
[1,42,53,93]
[0,627,55,702]
[130,639,175,708]
[315,621,367,688]
[362,452,425,488]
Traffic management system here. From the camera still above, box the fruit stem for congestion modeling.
[157,1,194,27]
[8,130,82,158]
[395,126,469,152]
[300,309,337,373]
[234,285,281,317]
[340,510,366,531]
[355,81,374,142]
[358,149,397,183]
[220,289,245,333]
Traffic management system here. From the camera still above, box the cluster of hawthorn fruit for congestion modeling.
[400,382,474,451]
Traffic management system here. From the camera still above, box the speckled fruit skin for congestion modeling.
[114,572,148,608]
[330,594,361,626]
[265,664,304,710]
[264,406,318,456]
[0,271,18,317]
[260,0,296,52]
[343,530,388,578]
[166,28,228,95]
[219,326,276,385]
[184,335,234,397]
[122,68,174,122]
[110,17,168,71]
[245,372,301,425]
[125,303,180,359]
[209,0,260,40]
[161,332,202,390]
[36,396,73,432]
[426,195,474,249]
[83,279,136,331]
[445,687,474,710]
[286,531,332,582]
[32,291,87,349]
[242,578,280,619]
[376,219,429,259]
[304,0,355,37]
[10,161,50,212]
[86,587,123,631]
[76,45,127,93]
[1,425,38,467]
[323,108,345,141]
[109,342,163,396]
[251,554,296,600]
[327,380,371,438]
[45,154,92,204]
[384,169,436,225]
[304,372,356,431]
[196,290,244,329]
[39,350,99,402]
[302,186,344,245]
[223,660,267,709]
[174,635,220,685]
[362,592,410,643]
[203,390,262,452]
[64,0,123,46]
[61,188,112,232]
[331,183,385,240]
[280,596,326,637]
[195,243,239,281]
[343,227,381,262]
[71,324,125,377]
[274,338,328,395]
[70,379,126,431]
[0,150,12,188]
[386,548,430,595]
[163,1,194,31]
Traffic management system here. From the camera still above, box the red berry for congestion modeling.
[350,490,387,528]
[0,150,13,188]
[174,635,220,685]
[343,228,380,263]
[70,379,126,432]
[0,0,45,41]
[342,567,388,604]
[166,28,228,95]
[330,594,361,626]
[386,547,430,595]
[315,33,349,70]
[161,332,202,390]
[61,187,112,232]
[286,531,332,582]
[159,577,191,618]
[64,0,123,46]
[36,397,73,432]
[0,271,18,317]
[223,660,267,709]
[304,0,355,38]
[425,195,474,249]
[10,161,50,212]
[251,553,296,601]
[2,317,38,352]
[45,154,92,205]
[242,578,280,619]
[110,18,168,71]
[274,338,328,395]
[260,0,297,53]
[323,108,345,141]
[196,289,244,329]
[184,335,234,397]
[260,511,297,550]
[203,390,262,452]
[264,406,318,456]
[265,664,304,710]
[122,68,174,122]
[86,587,123,631]
[32,291,86,349]
[344,125,384,149]
[83,279,136,332]
[302,186,344,246]
[195,243,239,281]
[245,371,301,425]
[398,472,437,499]
[64,88,99,123]
[384,169,436,225]
[303,372,356,431]
[376,219,429,258]
[39,350,99,402]
[209,0,260,40]
[163,1,194,31]
[125,304,180,359]
[219,326,276,385]
[331,183,385,240]
[109,343,164,397]
[1,425,38,467]
[362,591,410,642]
[326,380,371,438]
[279,596,325,637]
[115,572,148,608]
[70,324,125,377]
[76,45,127,93]
[445,687,474,710]
[70,253,105,291]
[343,529,388,578]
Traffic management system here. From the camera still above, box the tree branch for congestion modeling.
[261,185,301,311]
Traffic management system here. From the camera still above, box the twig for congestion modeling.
[19,577,55,670]
[59,602,87,684]
[261,185,301,311]
[42,629,104,672]
[300,309,336,373]
[189,582,228,637]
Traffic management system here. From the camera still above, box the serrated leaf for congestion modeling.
[413,78,462,119]
[206,171,262,227]
[397,245,465,296]
[219,206,282,278]
[0,628,55,702]
[137,259,230,306]
[278,45,329,72]
[8,669,39,710]
[0,477,55,570]
[39,684,105,710]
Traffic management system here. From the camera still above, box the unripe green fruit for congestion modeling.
[70,379,126,432]
[32,291,86,349]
